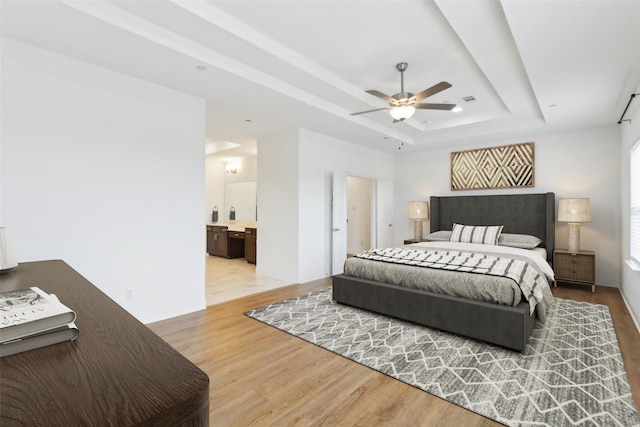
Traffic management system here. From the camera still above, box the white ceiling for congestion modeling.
[2,0,639,156]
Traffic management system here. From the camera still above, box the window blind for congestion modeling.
[631,140,640,265]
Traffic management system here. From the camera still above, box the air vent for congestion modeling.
[462,95,476,103]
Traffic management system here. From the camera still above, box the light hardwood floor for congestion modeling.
[149,280,640,426]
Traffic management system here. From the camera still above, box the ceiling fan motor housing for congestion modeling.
[395,62,409,72]
[392,92,415,104]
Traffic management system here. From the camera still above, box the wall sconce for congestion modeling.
[225,165,238,174]
[408,201,429,241]
[558,198,591,252]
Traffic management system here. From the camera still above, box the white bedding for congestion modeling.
[408,241,555,282]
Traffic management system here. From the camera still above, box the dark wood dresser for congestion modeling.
[0,260,209,426]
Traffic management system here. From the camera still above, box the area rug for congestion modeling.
[245,288,639,427]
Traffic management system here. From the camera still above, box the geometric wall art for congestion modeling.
[451,142,535,190]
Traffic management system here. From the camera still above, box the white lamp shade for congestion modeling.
[390,105,416,121]
[408,201,429,219]
[558,198,591,223]
[0,228,18,271]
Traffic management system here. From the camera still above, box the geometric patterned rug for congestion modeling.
[245,288,639,427]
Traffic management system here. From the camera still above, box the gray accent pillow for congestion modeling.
[450,223,503,245]
[425,230,452,241]
[498,233,542,249]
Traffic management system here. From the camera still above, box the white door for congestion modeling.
[376,179,394,248]
[331,172,347,275]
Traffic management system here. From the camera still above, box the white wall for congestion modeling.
[1,38,206,323]
[298,129,395,283]
[620,91,640,328]
[255,129,394,284]
[256,130,300,282]
[395,125,622,287]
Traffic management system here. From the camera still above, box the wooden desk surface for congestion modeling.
[0,260,209,426]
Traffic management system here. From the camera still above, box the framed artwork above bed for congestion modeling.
[451,142,535,190]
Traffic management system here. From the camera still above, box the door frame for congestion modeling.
[332,172,393,275]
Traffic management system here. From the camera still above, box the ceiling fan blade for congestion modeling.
[414,103,457,111]
[350,107,390,116]
[411,81,452,102]
[365,89,395,103]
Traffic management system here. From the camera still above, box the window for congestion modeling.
[631,140,640,266]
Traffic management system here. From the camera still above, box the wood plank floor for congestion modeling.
[148,280,640,426]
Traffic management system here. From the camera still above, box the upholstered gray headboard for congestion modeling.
[430,193,555,263]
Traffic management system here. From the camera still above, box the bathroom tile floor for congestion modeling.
[205,255,291,306]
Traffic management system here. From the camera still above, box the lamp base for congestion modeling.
[567,223,581,252]
[0,228,18,272]
[414,220,424,242]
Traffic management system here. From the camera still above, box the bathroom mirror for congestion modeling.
[224,182,257,221]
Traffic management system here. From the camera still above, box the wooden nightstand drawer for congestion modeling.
[554,255,592,282]
[553,249,596,293]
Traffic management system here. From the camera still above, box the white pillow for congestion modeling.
[450,223,503,245]
[498,233,542,249]
[425,230,452,241]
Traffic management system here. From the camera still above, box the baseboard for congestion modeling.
[620,289,640,334]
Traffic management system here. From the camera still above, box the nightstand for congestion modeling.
[553,249,596,293]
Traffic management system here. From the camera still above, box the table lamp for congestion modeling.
[0,227,18,272]
[558,198,591,252]
[408,201,429,241]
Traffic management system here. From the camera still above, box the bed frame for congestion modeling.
[332,192,555,352]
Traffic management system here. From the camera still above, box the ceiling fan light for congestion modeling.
[390,105,415,121]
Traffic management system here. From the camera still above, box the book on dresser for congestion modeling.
[0,287,77,345]
[0,320,78,357]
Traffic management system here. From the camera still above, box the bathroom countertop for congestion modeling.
[207,222,257,232]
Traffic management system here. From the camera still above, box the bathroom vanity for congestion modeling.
[206,224,257,264]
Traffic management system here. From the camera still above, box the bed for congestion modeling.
[332,192,555,352]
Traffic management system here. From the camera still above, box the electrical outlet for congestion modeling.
[125,288,134,300]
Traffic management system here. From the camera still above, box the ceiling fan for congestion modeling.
[351,62,456,122]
